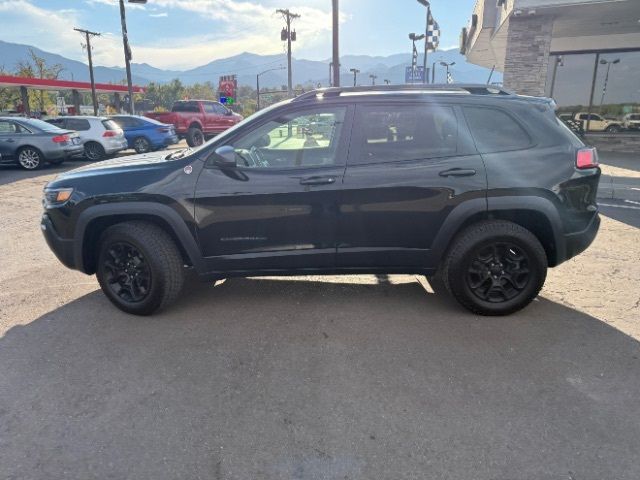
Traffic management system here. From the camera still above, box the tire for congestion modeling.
[17,147,44,170]
[186,127,204,147]
[96,221,185,315]
[133,136,151,154]
[84,142,106,161]
[441,220,547,316]
[606,125,621,133]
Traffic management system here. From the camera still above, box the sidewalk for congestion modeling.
[597,152,640,202]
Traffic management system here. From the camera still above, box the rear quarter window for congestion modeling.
[102,120,120,130]
[463,106,532,153]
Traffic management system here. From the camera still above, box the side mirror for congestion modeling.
[214,145,236,167]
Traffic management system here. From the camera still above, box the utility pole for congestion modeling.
[369,74,377,86]
[74,27,100,116]
[277,8,300,98]
[350,68,360,86]
[332,0,340,87]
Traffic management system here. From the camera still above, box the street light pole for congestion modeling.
[369,74,377,86]
[440,61,456,83]
[256,66,285,110]
[599,58,620,106]
[350,68,360,86]
[332,0,340,87]
[119,0,146,114]
[417,0,431,84]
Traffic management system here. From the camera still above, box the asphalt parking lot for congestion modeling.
[1,150,639,479]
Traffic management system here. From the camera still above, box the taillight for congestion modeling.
[576,148,598,169]
[51,134,69,143]
[103,130,118,137]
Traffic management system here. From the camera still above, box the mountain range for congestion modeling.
[0,40,501,89]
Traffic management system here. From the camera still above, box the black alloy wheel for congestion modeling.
[466,242,531,303]
[102,241,152,303]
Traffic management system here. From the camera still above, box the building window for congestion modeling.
[546,50,640,135]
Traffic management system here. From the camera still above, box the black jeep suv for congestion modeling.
[41,84,600,316]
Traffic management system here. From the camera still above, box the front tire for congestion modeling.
[442,221,547,316]
[186,127,204,147]
[17,147,44,170]
[96,222,185,315]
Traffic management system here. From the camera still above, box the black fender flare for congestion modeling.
[430,195,565,266]
[73,202,205,273]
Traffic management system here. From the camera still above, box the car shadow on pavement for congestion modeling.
[1,276,639,480]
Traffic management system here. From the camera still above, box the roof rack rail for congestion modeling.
[293,83,514,102]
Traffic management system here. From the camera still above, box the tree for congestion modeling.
[0,65,20,112]
[14,49,64,113]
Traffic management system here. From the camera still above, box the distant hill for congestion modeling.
[0,40,501,89]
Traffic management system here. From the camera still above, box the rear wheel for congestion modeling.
[442,220,547,316]
[133,136,151,154]
[96,222,185,315]
[606,124,621,133]
[17,147,43,170]
[84,142,106,161]
[186,127,204,147]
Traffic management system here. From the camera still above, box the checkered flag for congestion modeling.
[447,71,454,84]
[427,12,440,52]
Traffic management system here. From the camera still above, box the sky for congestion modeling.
[0,0,476,70]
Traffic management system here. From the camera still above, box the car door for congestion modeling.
[0,120,21,162]
[213,103,236,130]
[194,104,353,273]
[336,102,486,268]
[201,102,221,134]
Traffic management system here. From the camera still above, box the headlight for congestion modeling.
[44,188,74,207]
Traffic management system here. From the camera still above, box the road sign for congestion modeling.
[405,66,425,84]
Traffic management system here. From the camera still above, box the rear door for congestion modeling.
[194,104,353,273]
[0,120,20,161]
[337,102,486,268]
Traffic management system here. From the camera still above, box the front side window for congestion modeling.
[353,104,458,164]
[463,107,531,153]
[229,107,347,169]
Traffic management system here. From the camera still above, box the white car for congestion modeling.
[45,116,128,161]
[623,113,640,131]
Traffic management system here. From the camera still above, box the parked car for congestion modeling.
[0,116,83,169]
[145,100,243,147]
[110,115,179,153]
[623,113,640,130]
[573,112,623,132]
[41,84,601,316]
[45,116,127,161]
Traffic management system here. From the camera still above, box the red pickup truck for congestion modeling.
[146,100,243,147]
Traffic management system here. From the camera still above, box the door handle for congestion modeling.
[439,168,476,177]
[300,176,336,186]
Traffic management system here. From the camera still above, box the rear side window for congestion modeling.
[463,107,531,153]
[353,104,458,165]
[102,120,120,131]
[172,102,199,113]
[66,118,91,131]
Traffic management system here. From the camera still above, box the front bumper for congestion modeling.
[41,213,77,270]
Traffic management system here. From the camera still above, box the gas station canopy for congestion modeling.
[0,75,145,94]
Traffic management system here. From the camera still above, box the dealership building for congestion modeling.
[460,0,640,150]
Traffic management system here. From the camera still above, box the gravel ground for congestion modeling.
[1,155,639,480]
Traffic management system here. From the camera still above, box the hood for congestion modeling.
[54,151,188,181]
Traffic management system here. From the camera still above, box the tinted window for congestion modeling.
[202,103,216,114]
[463,107,531,153]
[353,105,458,164]
[172,102,199,113]
[213,103,228,115]
[66,118,91,131]
[113,116,135,128]
[46,118,65,128]
[231,107,347,169]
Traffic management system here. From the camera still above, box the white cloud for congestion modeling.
[0,0,346,70]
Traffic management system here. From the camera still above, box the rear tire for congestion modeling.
[442,220,547,316]
[96,221,185,315]
[84,142,106,161]
[606,125,621,133]
[186,127,204,147]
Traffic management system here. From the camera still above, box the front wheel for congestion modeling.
[606,125,621,133]
[96,222,185,315]
[441,221,547,316]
